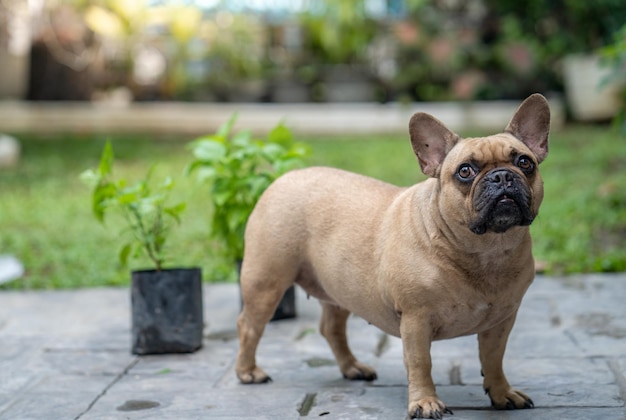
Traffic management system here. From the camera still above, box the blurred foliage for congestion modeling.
[299,0,377,65]
[393,0,626,101]
[485,0,626,53]
[200,12,268,101]
[22,0,626,103]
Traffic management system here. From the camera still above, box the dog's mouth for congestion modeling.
[498,195,515,204]
[469,176,534,235]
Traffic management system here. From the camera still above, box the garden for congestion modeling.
[0,0,625,289]
[0,121,625,290]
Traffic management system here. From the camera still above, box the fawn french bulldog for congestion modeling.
[236,94,550,418]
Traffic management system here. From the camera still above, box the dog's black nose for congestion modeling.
[486,169,515,187]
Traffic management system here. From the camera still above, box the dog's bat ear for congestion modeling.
[409,113,460,177]
[505,93,550,163]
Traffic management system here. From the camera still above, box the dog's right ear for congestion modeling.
[409,113,460,177]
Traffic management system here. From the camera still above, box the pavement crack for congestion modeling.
[548,299,561,327]
[298,392,317,417]
[74,357,139,420]
[563,329,582,349]
[607,359,626,404]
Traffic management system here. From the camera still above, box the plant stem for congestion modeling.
[128,206,162,271]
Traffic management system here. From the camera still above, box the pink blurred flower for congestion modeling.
[452,70,485,100]
[428,37,456,66]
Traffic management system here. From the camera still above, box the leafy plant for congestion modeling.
[600,24,626,134]
[187,115,310,264]
[80,141,186,271]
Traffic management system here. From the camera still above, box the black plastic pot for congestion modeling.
[270,285,296,321]
[131,267,203,355]
[237,261,296,321]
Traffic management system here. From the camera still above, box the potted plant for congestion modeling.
[81,141,203,355]
[557,1,626,120]
[187,115,309,320]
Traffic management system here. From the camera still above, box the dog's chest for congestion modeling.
[434,298,519,340]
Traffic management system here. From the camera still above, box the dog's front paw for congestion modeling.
[407,397,452,419]
[485,386,534,410]
[341,361,378,381]
[237,366,272,384]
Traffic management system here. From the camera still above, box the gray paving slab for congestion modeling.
[0,274,625,419]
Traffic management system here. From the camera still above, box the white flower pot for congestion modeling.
[563,53,624,121]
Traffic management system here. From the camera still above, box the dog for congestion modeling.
[236,94,550,419]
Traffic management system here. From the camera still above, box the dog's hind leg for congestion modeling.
[236,265,293,384]
[319,302,378,381]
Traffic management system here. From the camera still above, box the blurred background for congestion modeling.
[1,0,624,118]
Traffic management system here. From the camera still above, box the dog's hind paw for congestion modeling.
[237,366,272,384]
[341,361,378,381]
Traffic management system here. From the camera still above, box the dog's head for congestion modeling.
[409,94,550,235]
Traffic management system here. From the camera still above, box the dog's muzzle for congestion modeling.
[469,168,535,234]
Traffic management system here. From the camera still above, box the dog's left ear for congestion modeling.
[505,93,550,163]
[409,113,460,177]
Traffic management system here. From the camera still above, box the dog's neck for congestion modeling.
[411,185,534,293]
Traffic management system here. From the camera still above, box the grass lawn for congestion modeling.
[1,125,625,289]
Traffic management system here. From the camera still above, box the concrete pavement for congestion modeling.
[1,274,625,419]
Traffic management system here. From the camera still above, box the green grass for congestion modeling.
[0,126,624,289]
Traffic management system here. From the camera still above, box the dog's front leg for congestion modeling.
[401,315,451,419]
[478,311,534,410]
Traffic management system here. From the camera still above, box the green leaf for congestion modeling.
[194,166,218,183]
[232,129,253,147]
[99,141,114,176]
[217,113,238,138]
[226,207,249,234]
[79,169,100,187]
[161,176,174,190]
[119,243,132,267]
[261,143,286,161]
[92,182,117,222]
[289,143,312,159]
[164,202,186,224]
[191,140,227,162]
[136,198,158,216]
[213,190,233,206]
[189,134,225,145]
[267,122,293,146]
[115,190,140,206]
[247,175,272,199]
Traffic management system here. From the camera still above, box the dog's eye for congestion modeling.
[516,155,535,172]
[457,164,476,180]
